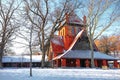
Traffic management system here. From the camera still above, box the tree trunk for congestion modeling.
[91,47,95,68]
[41,28,45,68]
[0,54,3,68]
[30,45,32,76]
[41,50,45,68]
[89,36,95,68]
[29,26,33,77]
[0,46,4,68]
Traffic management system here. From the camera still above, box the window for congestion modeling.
[71,27,75,35]
[61,31,62,36]
[63,29,64,35]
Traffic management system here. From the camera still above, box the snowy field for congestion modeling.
[0,68,120,80]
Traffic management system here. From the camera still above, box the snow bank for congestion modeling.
[0,68,120,80]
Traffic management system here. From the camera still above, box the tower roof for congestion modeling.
[67,13,84,25]
[58,13,85,30]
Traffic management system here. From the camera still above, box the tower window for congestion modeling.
[72,27,75,35]
[61,31,62,36]
[63,29,64,35]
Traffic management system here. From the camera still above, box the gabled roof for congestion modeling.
[61,50,119,60]
[53,29,119,60]
[51,35,64,46]
[53,50,119,60]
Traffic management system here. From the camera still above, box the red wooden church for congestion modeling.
[49,13,119,68]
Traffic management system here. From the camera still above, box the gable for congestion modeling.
[71,30,97,51]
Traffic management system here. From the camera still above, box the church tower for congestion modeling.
[58,13,86,50]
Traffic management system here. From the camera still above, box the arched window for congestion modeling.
[63,29,64,35]
[61,31,62,36]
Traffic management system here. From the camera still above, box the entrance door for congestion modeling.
[80,59,86,67]
[97,60,102,68]
[66,59,76,67]
[58,59,61,67]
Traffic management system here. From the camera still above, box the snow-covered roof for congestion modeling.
[54,50,119,60]
[109,52,120,58]
[51,35,64,46]
[58,13,84,30]
[67,13,84,25]
[2,55,48,63]
[53,29,119,60]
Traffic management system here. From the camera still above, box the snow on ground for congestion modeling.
[0,68,120,80]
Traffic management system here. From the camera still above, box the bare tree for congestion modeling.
[82,0,120,68]
[29,25,33,77]
[4,45,16,56]
[0,0,21,67]
[109,35,120,57]
[16,18,35,76]
[96,35,111,54]
[23,0,82,68]
[96,34,120,57]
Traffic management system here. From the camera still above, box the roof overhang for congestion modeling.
[53,50,119,61]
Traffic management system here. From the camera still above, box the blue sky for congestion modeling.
[77,0,120,37]
[16,0,120,54]
[1,0,120,55]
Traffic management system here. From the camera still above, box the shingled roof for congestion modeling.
[55,50,119,60]
[53,30,119,60]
